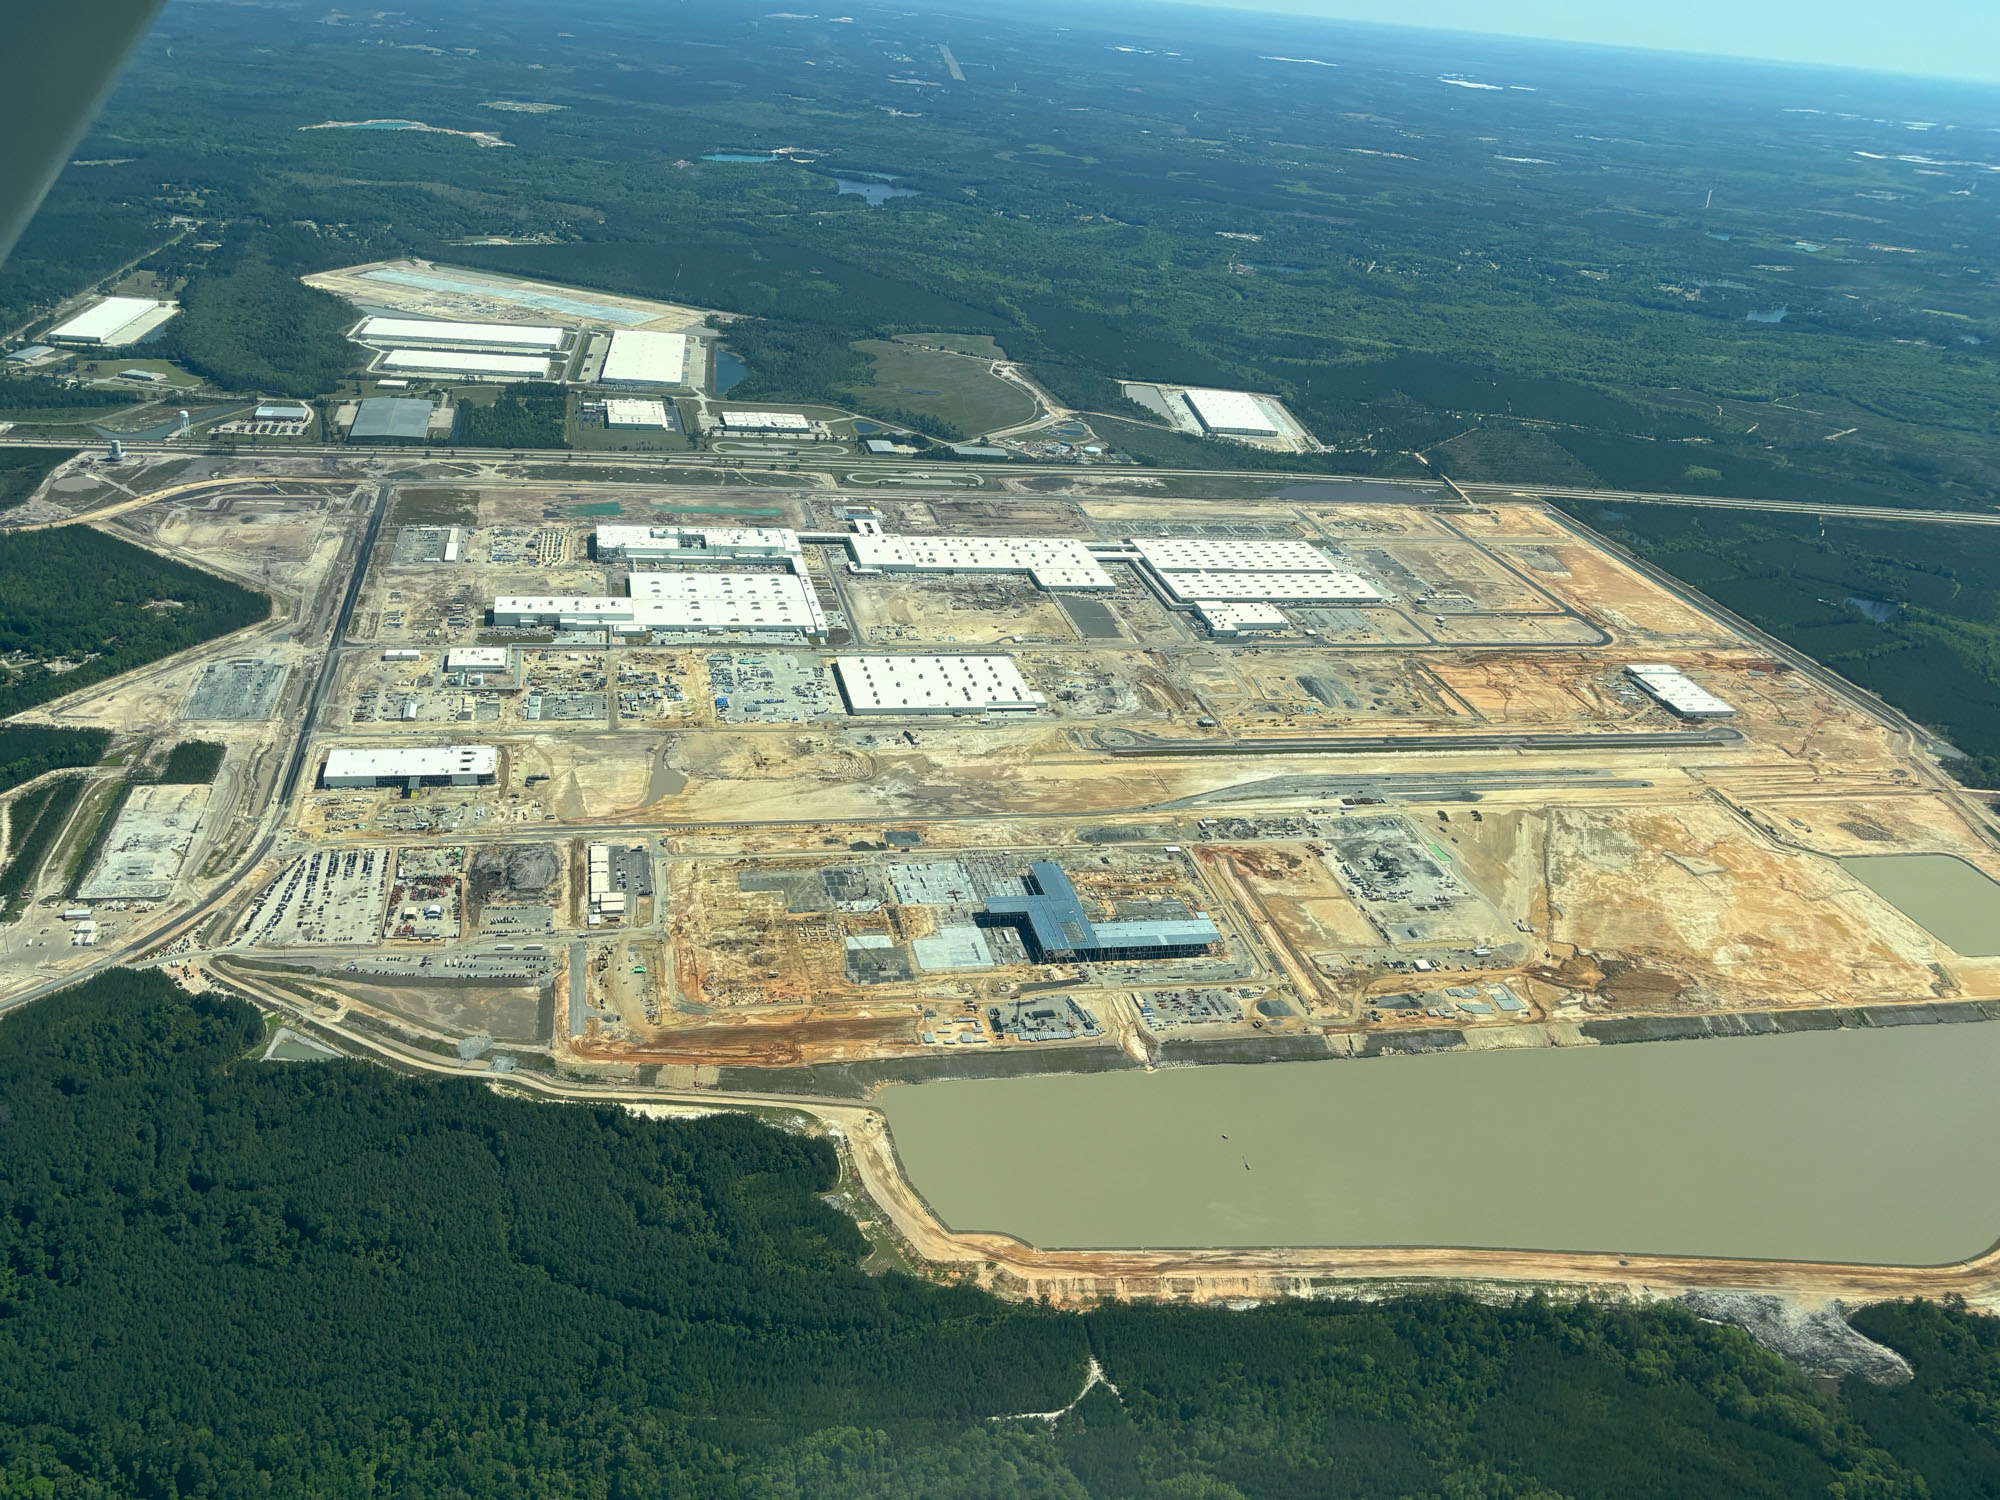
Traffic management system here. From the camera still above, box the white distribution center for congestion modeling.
[603,399,670,428]
[45,296,179,345]
[494,571,828,638]
[1127,535,1382,605]
[1626,664,1736,719]
[600,330,690,386]
[321,745,497,788]
[719,410,812,432]
[834,655,1047,715]
[1194,601,1291,636]
[355,317,566,352]
[595,524,803,568]
[1181,388,1280,437]
[376,349,552,379]
[845,534,1113,590]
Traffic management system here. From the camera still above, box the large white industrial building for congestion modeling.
[1626,664,1735,719]
[1181,388,1281,438]
[375,348,552,380]
[595,524,804,569]
[354,316,566,353]
[321,745,496,788]
[1124,535,1382,606]
[494,570,828,638]
[718,410,812,432]
[603,398,670,428]
[1156,570,1381,604]
[846,534,1113,591]
[1130,538,1337,574]
[1194,601,1291,636]
[600,330,690,387]
[834,655,1047,715]
[46,296,179,346]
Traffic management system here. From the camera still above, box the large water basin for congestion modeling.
[1842,853,2000,956]
[880,1023,2000,1264]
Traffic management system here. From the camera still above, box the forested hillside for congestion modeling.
[0,526,267,718]
[0,969,1995,1497]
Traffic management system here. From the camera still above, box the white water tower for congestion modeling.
[174,409,191,438]
[107,439,124,463]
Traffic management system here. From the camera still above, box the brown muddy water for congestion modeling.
[1842,853,2000,957]
[880,1024,2000,1264]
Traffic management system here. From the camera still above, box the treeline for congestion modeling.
[0,527,269,718]
[0,726,106,794]
[162,235,357,397]
[456,383,566,449]
[0,383,132,413]
[0,775,85,908]
[1,969,1997,1496]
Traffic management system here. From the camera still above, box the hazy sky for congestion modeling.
[1161,0,2000,83]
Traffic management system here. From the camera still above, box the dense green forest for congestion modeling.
[0,526,268,718]
[0,968,1995,1496]
[158,739,225,784]
[0,775,85,910]
[162,238,357,397]
[0,448,78,512]
[0,383,130,415]
[1556,502,2000,788]
[4,0,1991,502]
[0,727,106,795]
[456,383,566,448]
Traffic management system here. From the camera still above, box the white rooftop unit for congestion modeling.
[355,316,565,352]
[834,655,1048,715]
[444,647,510,670]
[600,330,689,386]
[376,348,551,379]
[719,410,811,431]
[1626,664,1736,719]
[844,534,1113,591]
[1156,569,1381,604]
[1132,537,1338,574]
[46,296,178,345]
[1181,387,1280,437]
[1194,601,1291,636]
[320,745,497,787]
[603,398,669,428]
[595,524,802,566]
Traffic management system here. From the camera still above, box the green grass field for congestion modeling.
[389,488,479,526]
[842,340,1038,437]
[0,449,79,511]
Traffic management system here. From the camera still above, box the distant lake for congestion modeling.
[714,350,749,393]
[836,178,919,206]
[1746,306,1790,324]
[330,119,423,130]
[703,152,777,163]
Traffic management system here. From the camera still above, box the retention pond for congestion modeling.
[1840,854,2000,957]
[880,1022,2000,1265]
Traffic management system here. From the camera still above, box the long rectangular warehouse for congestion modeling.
[376,348,551,379]
[46,296,179,345]
[1626,664,1735,719]
[595,524,803,567]
[494,571,827,638]
[1155,569,1382,604]
[1182,388,1280,437]
[1131,537,1338,574]
[834,655,1047,715]
[355,316,566,352]
[600,329,690,386]
[846,534,1113,590]
[321,745,496,788]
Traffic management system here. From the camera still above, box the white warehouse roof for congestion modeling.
[719,410,812,430]
[1132,537,1337,574]
[322,745,496,780]
[1156,569,1382,604]
[496,571,827,637]
[835,655,1047,715]
[356,316,566,351]
[46,296,178,345]
[444,647,510,670]
[603,398,669,428]
[1182,387,1280,436]
[1626,664,1735,718]
[596,524,802,565]
[1194,601,1291,635]
[377,349,551,379]
[600,330,689,386]
[846,534,1113,590]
